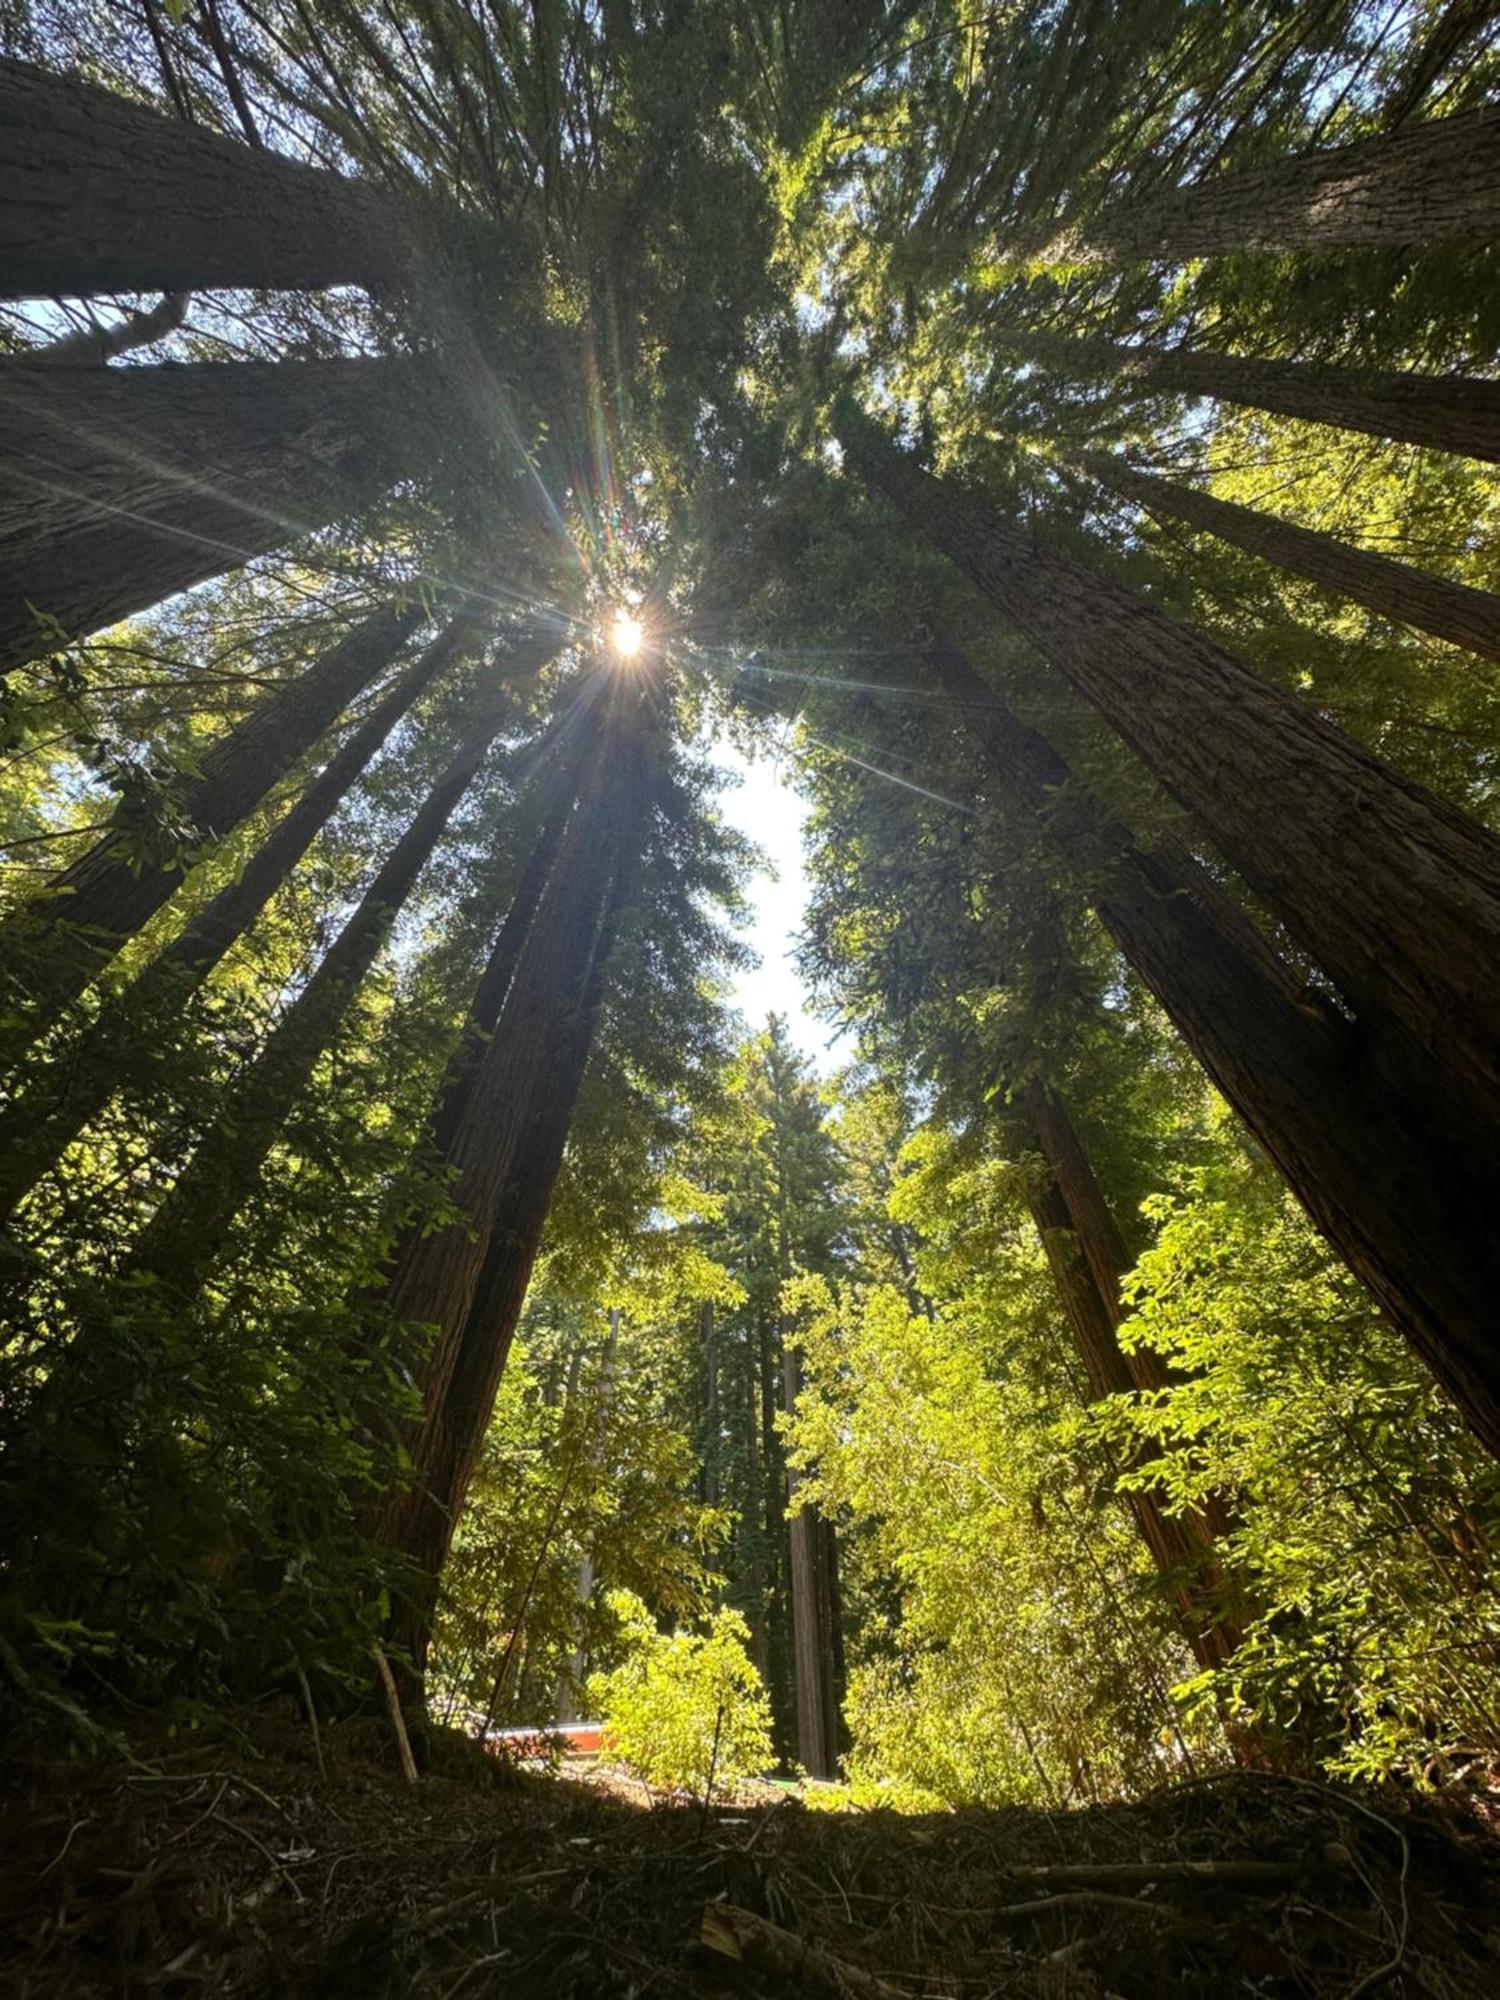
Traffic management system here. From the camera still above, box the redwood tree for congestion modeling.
[0,600,422,1054]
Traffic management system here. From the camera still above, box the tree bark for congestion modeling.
[0,56,431,298]
[1074,445,1500,662]
[0,611,488,1222]
[1051,102,1500,261]
[782,1337,839,1778]
[702,1299,719,1506]
[841,408,1500,1148]
[1001,327,1500,465]
[0,356,422,672]
[0,601,422,1057]
[1025,1171,1240,1672]
[922,631,1500,1457]
[121,676,519,1297]
[375,702,653,1676]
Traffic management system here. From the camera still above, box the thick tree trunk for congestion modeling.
[1075,446,1500,661]
[373,681,622,1384]
[419,777,579,1173]
[842,410,1500,1147]
[1052,102,1500,260]
[376,712,651,1676]
[1026,1172,1240,1673]
[121,679,517,1296]
[1002,328,1500,465]
[0,613,488,1223]
[0,356,421,671]
[922,632,1500,1457]
[782,1337,839,1778]
[0,602,421,1057]
[0,56,424,298]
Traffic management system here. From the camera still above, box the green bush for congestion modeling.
[588,1591,773,1797]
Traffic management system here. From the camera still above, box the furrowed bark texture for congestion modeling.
[1003,328,1500,465]
[0,612,486,1223]
[122,680,518,1296]
[0,56,412,297]
[1076,447,1500,662]
[842,413,1500,1143]
[0,357,420,671]
[1026,1173,1240,1673]
[923,633,1500,1457]
[0,603,421,1054]
[377,697,653,1671]
[1059,102,1500,260]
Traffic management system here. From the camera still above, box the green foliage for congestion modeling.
[588,1591,774,1797]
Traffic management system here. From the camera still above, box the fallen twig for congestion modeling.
[372,1646,419,1785]
[699,1899,914,1998]
[1007,1857,1308,1889]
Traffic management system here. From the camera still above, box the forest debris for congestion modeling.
[1005,1856,1309,1888]
[372,1646,419,1785]
[699,1899,915,1997]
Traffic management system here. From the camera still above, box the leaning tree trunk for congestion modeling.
[922,630,1500,1458]
[376,706,653,1681]
[373,675,622,1388]
[840,408,1500,1154]
[1046,101,1500,261]
[0,356,423,672]
[1073,446,1500,662]
[1025,1167,1242,1674]
[1000,328,1500,465]
[0,612,490,1223]
[0,56,475,298]
[121,676,519,1299]
[0,601,422,1059]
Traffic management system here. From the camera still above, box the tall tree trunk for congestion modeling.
[120,677,518,1297]
[0,56,453,298]
[702,1299,719,1506]
[1048,102,1500,261]
[841,408,1500,1152]
[1073,445,1500,661]
[922,630,1500,1456]
[743,1334,768,1675]
[376,708,653,1680]
[373,678,622,1387]
[0,601,422,1057]
[0,611,489,1223]
[781,1336,840,1777]
[1000,327,1500,465]
[0,357,422,671]
[419,776,580,1174]
[1025,1170,1241,1673]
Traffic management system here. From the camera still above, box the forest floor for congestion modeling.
[3,1711,1499,1998]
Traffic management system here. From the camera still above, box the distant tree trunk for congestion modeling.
[377,713,653,1682]
[0,356,422,672]
[841,409,1500,1152]
[0,601,421,1058]
[1001,327,1500,465]
[0,611,488,1222]
[120,678,518,1298]
[702,1299,720,1506]
[557,1309,620,1724]
[782,1336,840,1778]
[1384,0,1498,128]
[36,291,191,367]
[743,1337,769,1675]
[0,56,448,298]
[1051,102,1500,260]
[921,630,1500,1458]
[1026,1167,1242,1673]
[1074,445,1500,661]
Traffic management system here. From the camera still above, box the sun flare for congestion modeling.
[610,609,645,659]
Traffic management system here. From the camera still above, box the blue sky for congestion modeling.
[711,738,850,1073]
